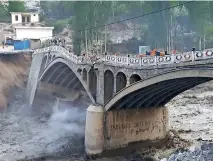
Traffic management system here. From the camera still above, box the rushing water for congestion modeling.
[0,88,87,161]
[0,81,212,161]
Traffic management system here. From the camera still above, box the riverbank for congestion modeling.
[0,54,31,109]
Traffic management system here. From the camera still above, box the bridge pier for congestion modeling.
[85,104,105,154]
[85,105,169,155]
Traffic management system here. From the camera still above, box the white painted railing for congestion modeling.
[34,46,93,64]
[34,46,213,67]
[105,50,213,66]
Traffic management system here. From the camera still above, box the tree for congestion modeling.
[0,3,9,22]
[184,1,212,50]
[39,1,213,54]
[8,1,25,12]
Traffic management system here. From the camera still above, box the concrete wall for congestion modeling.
[85,105,169,154]
[30,13,39,23]
[15,27,54,41]
[105,107,169,149]
[11,13,22,24]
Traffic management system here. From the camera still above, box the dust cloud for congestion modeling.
[49,101,86,137]
[0,89,87,161]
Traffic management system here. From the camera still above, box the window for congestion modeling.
[15,15,18,21]
[22,17,25,23]
[27,17,30,22]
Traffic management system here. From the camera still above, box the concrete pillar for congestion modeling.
[96,64,105,105]
[113,75,117,95]
[80,71,83,79]
[126,78,130,87]
[85,104,104,154]
[86,71,90,91]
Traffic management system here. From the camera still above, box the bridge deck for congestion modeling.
[0,50,34,55]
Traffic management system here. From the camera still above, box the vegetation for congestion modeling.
[30,1,214,55]
[0,4,9,22]
[7,1,25,12]
[0,1,25,22]
[45,18,71,33]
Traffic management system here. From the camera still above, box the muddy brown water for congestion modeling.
[0,81,212,161]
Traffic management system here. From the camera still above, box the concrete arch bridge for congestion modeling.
[27,45,213,154]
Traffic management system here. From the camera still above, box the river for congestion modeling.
[0,81,212,161]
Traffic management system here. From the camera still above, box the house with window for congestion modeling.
[10,12,39,24]
[0,11,54,50]
[9,12,54,42]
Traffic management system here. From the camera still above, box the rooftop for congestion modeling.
[10,12,38,15]
[14,26,54,29]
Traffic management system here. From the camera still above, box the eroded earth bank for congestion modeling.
[0,59,212,161]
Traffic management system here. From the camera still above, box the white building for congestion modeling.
[14,26,54,41]
[10,12,39,24]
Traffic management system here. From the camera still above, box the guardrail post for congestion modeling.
[140,57,142,66]
[127,54,130,65]
[155,56,158,65]
[191,47,196,61]
[105,52,107,62]
[191,51,195,61]
[171,54,173,63]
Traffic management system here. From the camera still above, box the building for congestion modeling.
[10,12,39,24]
[14,26,54,41]
[9,11,54,42]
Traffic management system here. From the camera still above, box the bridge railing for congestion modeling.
[35,46,94,64]
[104,50,213,67]
[35,42,213,67]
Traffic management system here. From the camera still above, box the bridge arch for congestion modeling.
[105,69,213,111]
[39,58,95,103]
[104,68,115,76]
[104,70,114,103]
[130,74,141,84]
[116,72,127,92]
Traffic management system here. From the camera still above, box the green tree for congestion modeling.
[0,3,9,22]
[8,1,25,12]
[184,1,213,50]
[39,1,213,54]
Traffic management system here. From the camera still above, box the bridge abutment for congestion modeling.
[85,105,169,155]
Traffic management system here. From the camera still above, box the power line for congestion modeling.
[77,0,194,32]
[24,1,194,40]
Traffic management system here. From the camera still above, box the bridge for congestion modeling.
[26,45,213,154]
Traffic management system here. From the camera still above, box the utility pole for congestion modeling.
[85,30,88,57]
[105,24,107,52]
